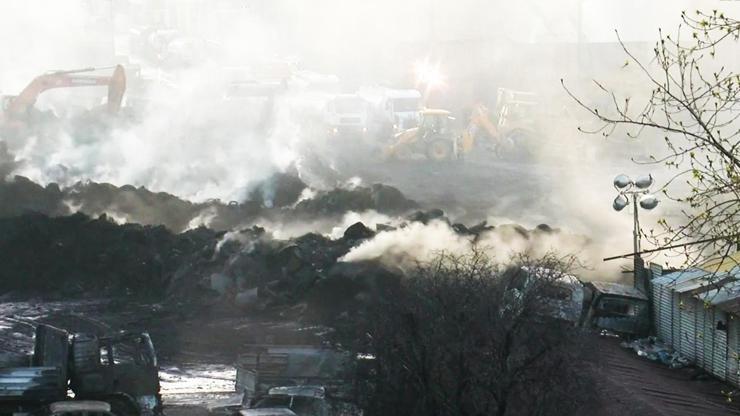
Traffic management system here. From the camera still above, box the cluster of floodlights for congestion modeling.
[612,174,660,212]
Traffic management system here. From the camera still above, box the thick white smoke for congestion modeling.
[340,220,620,280]
[0,1,333,202]
[1,0,734,277]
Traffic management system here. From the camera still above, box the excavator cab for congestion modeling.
[419,110,453,136]
[384,109,457,161]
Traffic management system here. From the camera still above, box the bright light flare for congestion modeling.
[414,60,446,90]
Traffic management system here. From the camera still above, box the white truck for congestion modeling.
[358,87,422,138]
[324,94,369,139]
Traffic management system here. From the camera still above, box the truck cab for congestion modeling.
[358,87,422,138]
[325,94,368,138]
[383,89,422,132]
[0,325,162,416]
[70,331,161,416]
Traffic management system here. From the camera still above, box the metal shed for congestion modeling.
[671,273,729,364]
[650,266,740,386]
[695,278,740,383]
[652,269,707,348]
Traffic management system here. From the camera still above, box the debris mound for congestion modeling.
[0,175,418,232]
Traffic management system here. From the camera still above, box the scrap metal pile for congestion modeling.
[620,336,691,369]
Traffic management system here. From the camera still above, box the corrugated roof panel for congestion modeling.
[673,271,735,294]
[697,281,740,305]
[653,268,708,287]
[588,281,648,300]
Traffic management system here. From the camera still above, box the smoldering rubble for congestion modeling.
[0,174,594,327]
[0,172,417,232]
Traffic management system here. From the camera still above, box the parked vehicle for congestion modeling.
[582,281,650,336]
[207,345,362,416]
[46,400,117,416]
[0,324,162,416]
[241,386,330,416]
[235,345,351,404]
[358,87,422,137]
[324,94,369,138]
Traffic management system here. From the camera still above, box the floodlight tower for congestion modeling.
[612,174,659,289]
[613,174,659,254]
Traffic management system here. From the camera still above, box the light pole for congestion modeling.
[613,174,659,289]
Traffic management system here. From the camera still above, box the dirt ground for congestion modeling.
[583,335,740,416]
[4,300,740,415]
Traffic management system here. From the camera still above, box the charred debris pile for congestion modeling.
[0,172,416,232]
[0,173,563,326]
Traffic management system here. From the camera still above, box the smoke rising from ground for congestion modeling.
[2,0,736,278]
[340,220,620,280]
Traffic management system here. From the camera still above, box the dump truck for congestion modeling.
[0,324,162,416]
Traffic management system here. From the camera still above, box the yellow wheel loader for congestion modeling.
[385,103,537,161]
[385,109,457,161]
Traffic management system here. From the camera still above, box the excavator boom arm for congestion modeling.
[7,65,126,117]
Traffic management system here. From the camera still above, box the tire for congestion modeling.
[106,395,141,416]
[426,137,454,160]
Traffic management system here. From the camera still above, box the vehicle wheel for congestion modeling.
[426,137,454,161]
[106,395,141,416]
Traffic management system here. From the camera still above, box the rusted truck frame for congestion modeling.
[0,324,162,416]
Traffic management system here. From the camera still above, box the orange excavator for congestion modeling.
[0,65,126,138]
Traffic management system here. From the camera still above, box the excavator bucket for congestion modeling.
[106,65,126,114]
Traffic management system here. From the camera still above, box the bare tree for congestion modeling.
[342,250,590,416]
[563,10,740,272]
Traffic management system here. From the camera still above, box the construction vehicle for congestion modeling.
[385,99,538,161]
[0,65,126,138]
[0,324,162,416]
[494,88,538,129]
[456,103,537,159]
[385,109,457,160]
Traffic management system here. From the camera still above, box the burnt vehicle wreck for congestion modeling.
[0,324,161,416]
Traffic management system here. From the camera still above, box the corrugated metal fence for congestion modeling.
[651,268,739,387]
